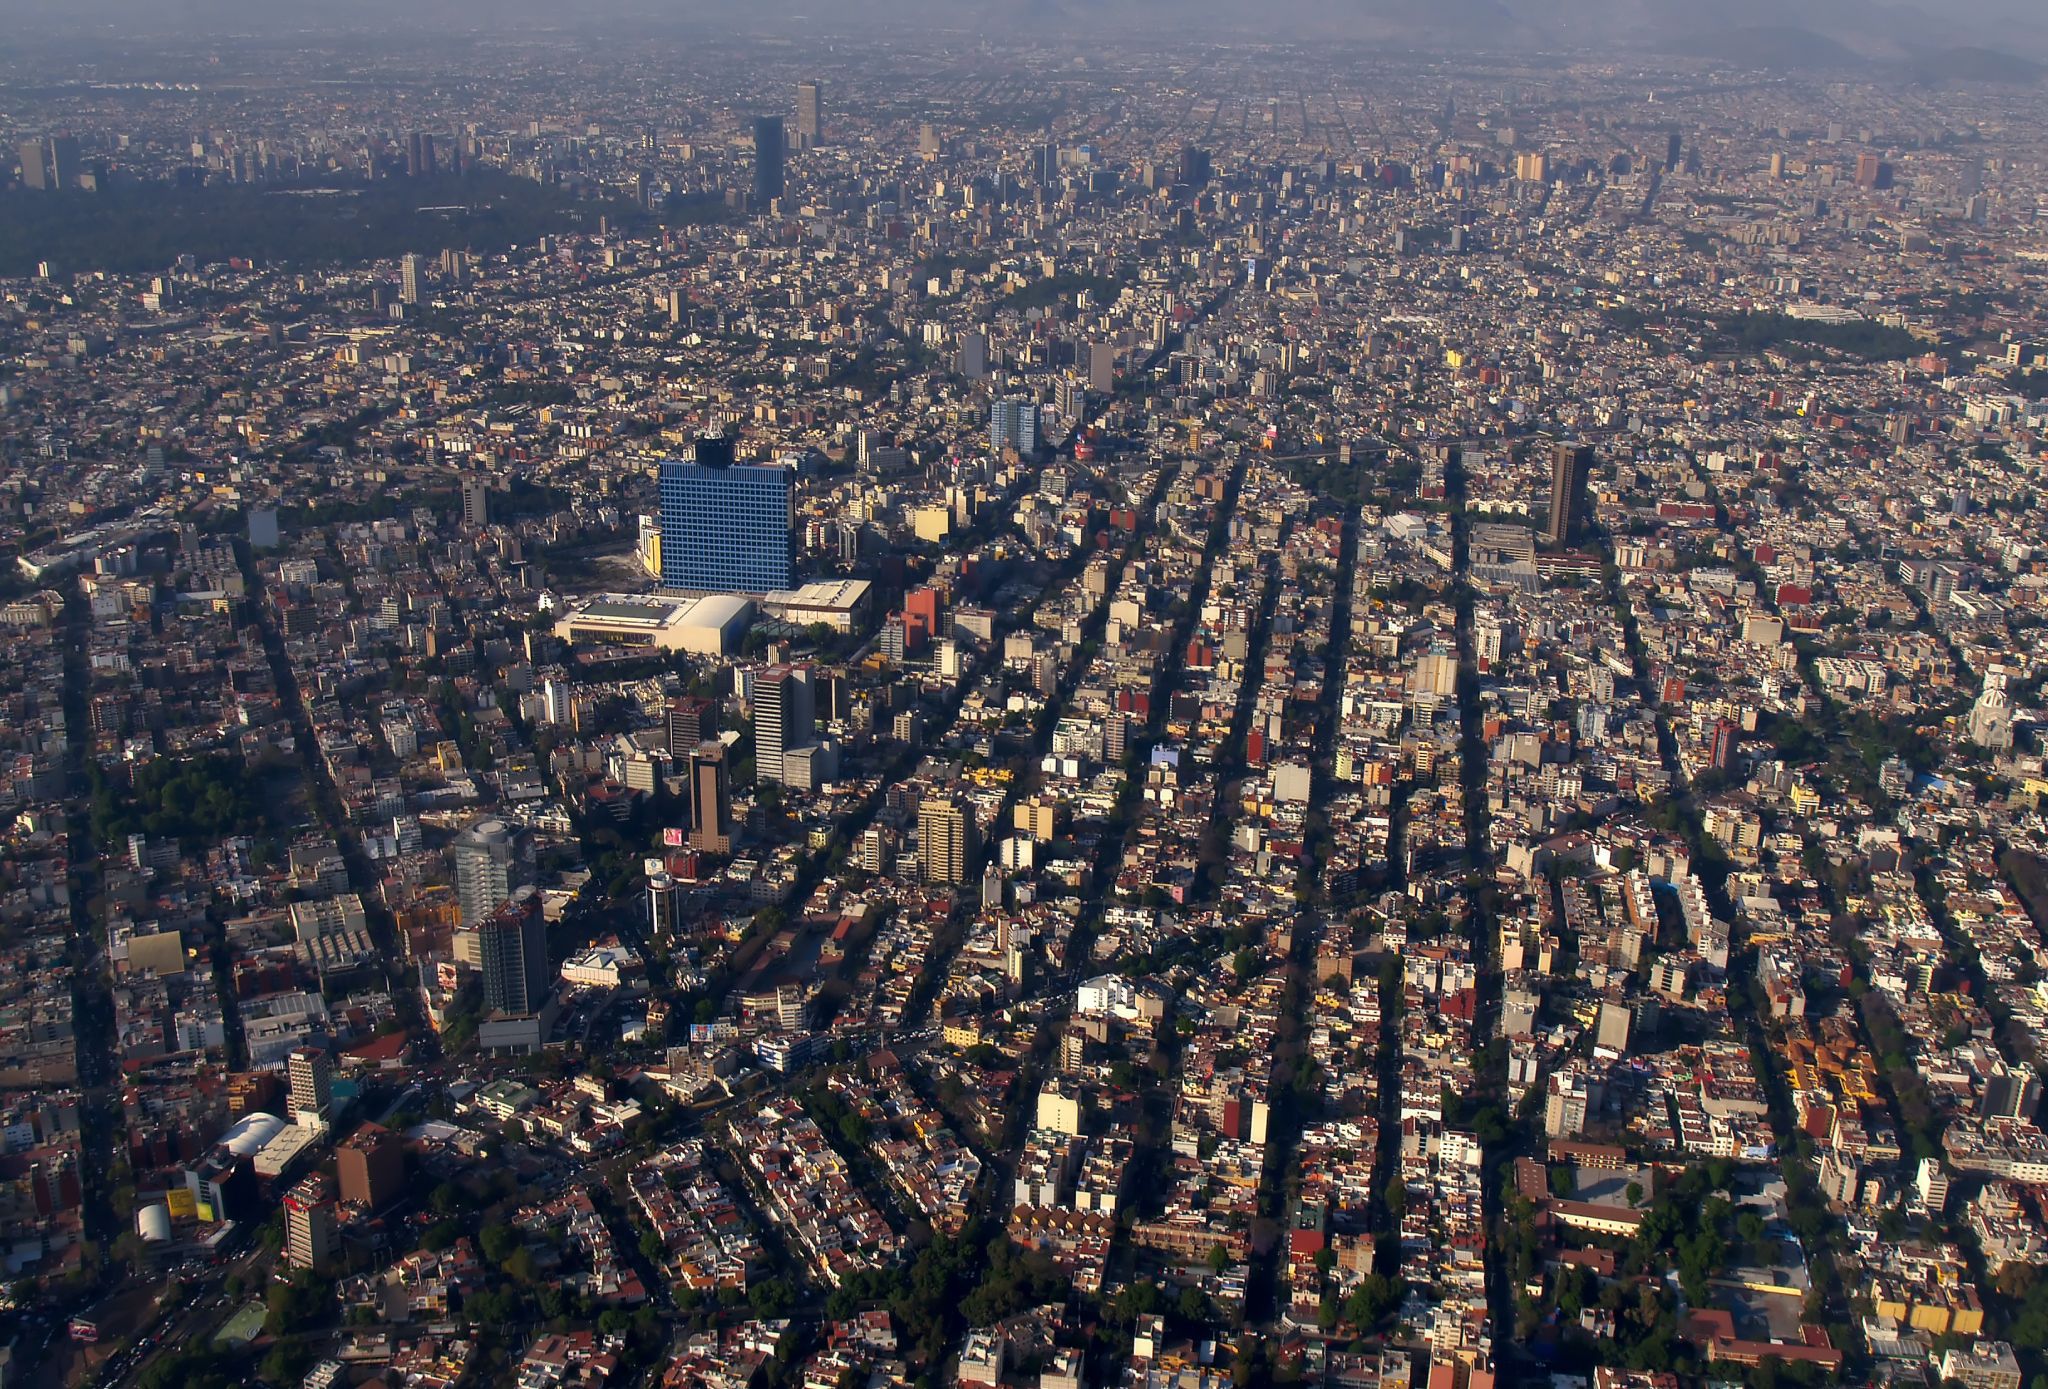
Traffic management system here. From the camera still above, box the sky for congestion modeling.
[0,0,2041,61]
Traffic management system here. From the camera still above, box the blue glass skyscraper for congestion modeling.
[658,439,794,594]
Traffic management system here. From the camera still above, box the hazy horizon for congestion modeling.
[0,0,2044,63]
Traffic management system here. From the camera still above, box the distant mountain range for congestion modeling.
[6,0,2047,70]
[1024,0,2048,68]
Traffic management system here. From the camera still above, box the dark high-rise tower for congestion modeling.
[1545,442,1591,549]
[666,696,716,759]
[753,116,785,207]
[688,742,733,854]
[48,137,79,190]
[477,889,549,1016]
[1034,142,1058,187]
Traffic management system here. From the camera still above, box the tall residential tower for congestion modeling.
[796,81,823,149]
[453,818,531,925]
[753,665,816,786]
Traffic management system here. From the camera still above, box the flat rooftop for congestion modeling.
[579,596,687,626]
[764,578,874,609]
[559,592,752,629]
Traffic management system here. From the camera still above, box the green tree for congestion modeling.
[138,1347,242,1389]
[1343,1274,1406,1328]
[264,1273,330,1337]
[480,1223,519,1265]
[261,1341,313,1385]
[752,1276,795,1319]
[1110,1279,1164,1325]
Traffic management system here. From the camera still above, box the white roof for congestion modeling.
[221,1112,286,1157]
[137,1204,173,1242]
[682,593,754,630]
[763,578,873,611]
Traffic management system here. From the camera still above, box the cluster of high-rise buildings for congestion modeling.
[14,134,80,191]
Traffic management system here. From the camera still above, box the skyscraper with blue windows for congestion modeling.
[990,396,1039,455]
[658,437,794,594]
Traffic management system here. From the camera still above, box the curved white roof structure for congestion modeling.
[221,1111,286,1158]
[137,1204,172,1242]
